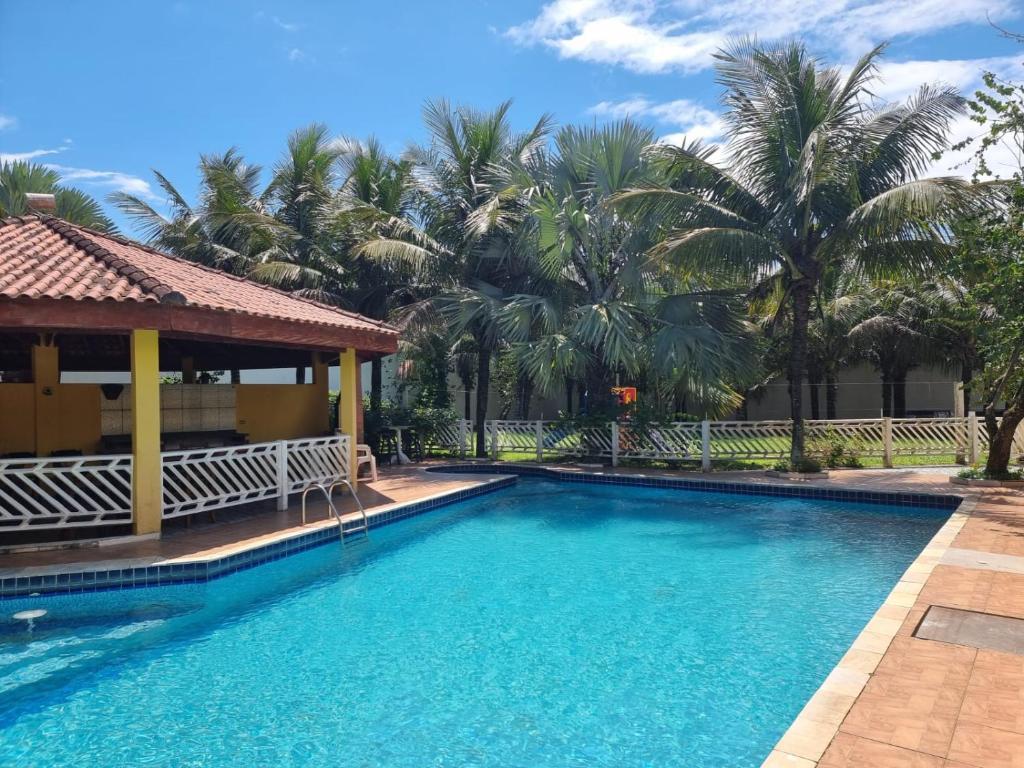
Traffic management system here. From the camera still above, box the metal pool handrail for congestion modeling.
[300,479,369,543]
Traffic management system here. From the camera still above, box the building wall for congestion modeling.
[0,380,332,455]
[442,362,960,422]
[743,363,959,420]
[235,384,329,442]
[100,384,237,435]
[0,382,101,456]
[0,384,37,454]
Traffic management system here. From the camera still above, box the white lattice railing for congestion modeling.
[0,436,352,530]
[0,454,133,530]
[464,416,1024,467]
[425,420,470,453]
[890,417,969,457]
[806,419,887,458]
[162,436,349,520]
[162,442,280,519]
[285,436,349,494]
[707,420,791,460]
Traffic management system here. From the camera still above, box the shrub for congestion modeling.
[807,428,863,468]
[958,466,1024,481]
[773,457,824,474]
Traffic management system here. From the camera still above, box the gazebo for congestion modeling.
[0,211,399,542]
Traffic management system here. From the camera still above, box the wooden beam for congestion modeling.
[0,298,400,355]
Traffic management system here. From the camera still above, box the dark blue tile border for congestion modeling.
[426,464,964,511]
[0,476,516,599]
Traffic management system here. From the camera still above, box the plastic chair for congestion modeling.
[356,443,378,482]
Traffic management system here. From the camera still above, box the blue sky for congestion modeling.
[2,0,1023,234]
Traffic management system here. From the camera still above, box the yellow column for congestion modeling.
[31,343,59,457]
[339,348,359,485]
[131,330,162,535]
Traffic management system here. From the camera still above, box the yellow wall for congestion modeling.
[54,385,101,454]
[0,384,36,455]
[0,383,100,456]
[235,384,329,443]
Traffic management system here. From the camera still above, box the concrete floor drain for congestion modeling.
[915,605,1024,655]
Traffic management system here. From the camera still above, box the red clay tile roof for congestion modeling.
[0,215,399,341]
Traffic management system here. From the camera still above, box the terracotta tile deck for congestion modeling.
[760,469,1024,768]
[0,467,500,576]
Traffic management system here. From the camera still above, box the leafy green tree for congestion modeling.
[0,161,114,231]
[621,40,983,464]
[946,41,1024,476]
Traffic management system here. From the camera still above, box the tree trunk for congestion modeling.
[370,357,383,413]
[230,369,240,385]
[825,372,838,420]
[985,402,1024,476]
[474,349,490,458]
[788,281,812,464]
[463,386,471,420]
[808,369,822,421]
[584,366,615,414]
[881,375,893,418]
[962,366,973,416]
[295,366,306,385]
[517,377,533,420]
[565,379,573,416]
[894,375,908,418]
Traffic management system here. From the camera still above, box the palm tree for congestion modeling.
[504,121,757,417]
[250,124,348,307]
[847,285,936,417]
[619,40,984,464]
[0,161,114,230]
[331,138,420,412]
[111,149,281,273]
[358,100,553,456]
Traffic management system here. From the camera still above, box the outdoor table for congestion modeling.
[387,425,412,464]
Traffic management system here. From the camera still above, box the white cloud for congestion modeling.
[872,55,1024,103]
[869,56,1024,178]
[254,11,301,32]
[0,114,15,131]
[272,15,300,32]
[507,0,1018,74]
[0,145,68,163]
[588,96,726,142]
[47,164,157,199]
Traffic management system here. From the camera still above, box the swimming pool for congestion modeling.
[0,478,948,767]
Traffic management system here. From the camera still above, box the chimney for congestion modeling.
[25,193,57,214]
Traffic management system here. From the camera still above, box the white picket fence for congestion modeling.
[428,416,1024,468]
[0,454,133,530]
[0,436,350,530]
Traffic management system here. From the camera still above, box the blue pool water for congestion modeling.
[0,480,947,767]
